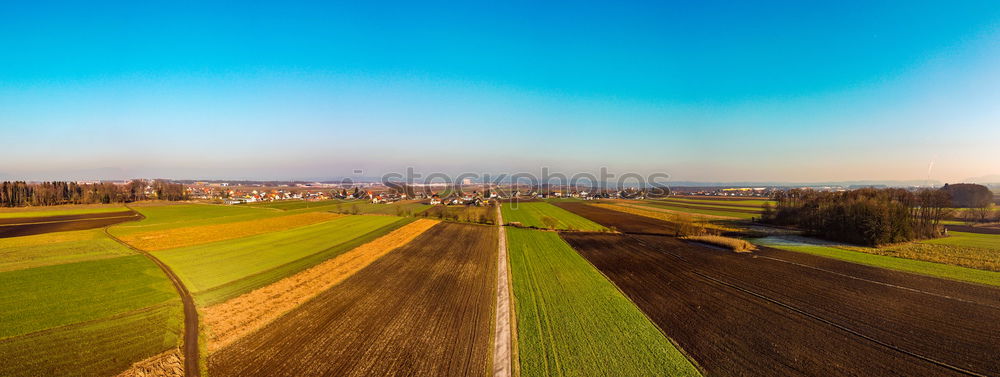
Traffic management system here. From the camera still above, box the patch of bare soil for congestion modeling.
[0,211,140,238]
[203,218,440,352]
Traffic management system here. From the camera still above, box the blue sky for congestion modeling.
[1,1,999,182]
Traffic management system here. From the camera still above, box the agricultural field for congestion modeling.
[110,203,285,237]
[209,222,497,376]
[921,231,1000,251]
[551,201,679,235]
[662,196,775,207]
[563,232,1000,376]
[420,204,495,224]
[328,200,430,216]
[118,211,342,251]
[755,236,1000,285]
[0,209,182,377]
[501,201,607,231]
[0,209,141,238]
[635,200,759,219]
[154,214,411,305]
[203,219,440,351]
[0,204,128,218]
[243,199,343,210]
[507,227,699,376]
[0,229,134,272]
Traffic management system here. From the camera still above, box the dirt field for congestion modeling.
[945,224,1000,235]
[551,202,679,235]
[658,198,765,208]
[208,222,497,376]
[647,200,763,214]
[561,232,1000,377]
[203,219,440,351]
[0,211,140,238]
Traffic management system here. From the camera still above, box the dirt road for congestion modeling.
[493,206,513,377]
[104,208,201,377]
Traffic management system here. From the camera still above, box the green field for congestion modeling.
[329,201,430,216]
[0,255,177,338]
[754,236,1000,287]
[665,197,774,207]
[0,205,128,219]
[155,215,411,305]
[112,203,280,236]
[0,243,182,377]
[507,228,700,376]
[636,201,757,219]
[501,202,607,231]
[0,229,136,272]
[920,231,1000,251]
[0,303,182,377]
[245,199,344,211]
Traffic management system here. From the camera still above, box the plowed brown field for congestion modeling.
[561,232,1000,377]
[551,201,678,235]
[203,219,440,351]
[0,211,140,238]
[208,222,498,376]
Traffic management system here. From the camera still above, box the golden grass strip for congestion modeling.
[120,212,342,251]
[611,202,739,220]
[203,218,440,352]
[114,349,183,377]
[682,235,757,252]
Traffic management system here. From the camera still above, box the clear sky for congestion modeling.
[1,1,999,183]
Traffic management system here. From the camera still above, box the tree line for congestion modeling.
[0,180,187,207]
[762,188,952,246]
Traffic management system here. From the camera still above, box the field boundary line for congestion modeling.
[493,206,513,377]
[632,235,989,377]
[106,205,201,377]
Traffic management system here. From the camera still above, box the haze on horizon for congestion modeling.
[2,1,999,183]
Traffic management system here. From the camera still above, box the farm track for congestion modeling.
[561,233,1000,377]
[209,222,498,376]
[0,210,140,238]
[104,208,201,377]
[493,206,512,377]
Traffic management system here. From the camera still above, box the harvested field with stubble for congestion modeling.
[561,232,1000,377]
[209,222,498,376]
[203,219,440,351]
[119,212,342,251]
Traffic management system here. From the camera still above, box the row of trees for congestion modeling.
[762,188,952,246]
[0,180,187,207]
